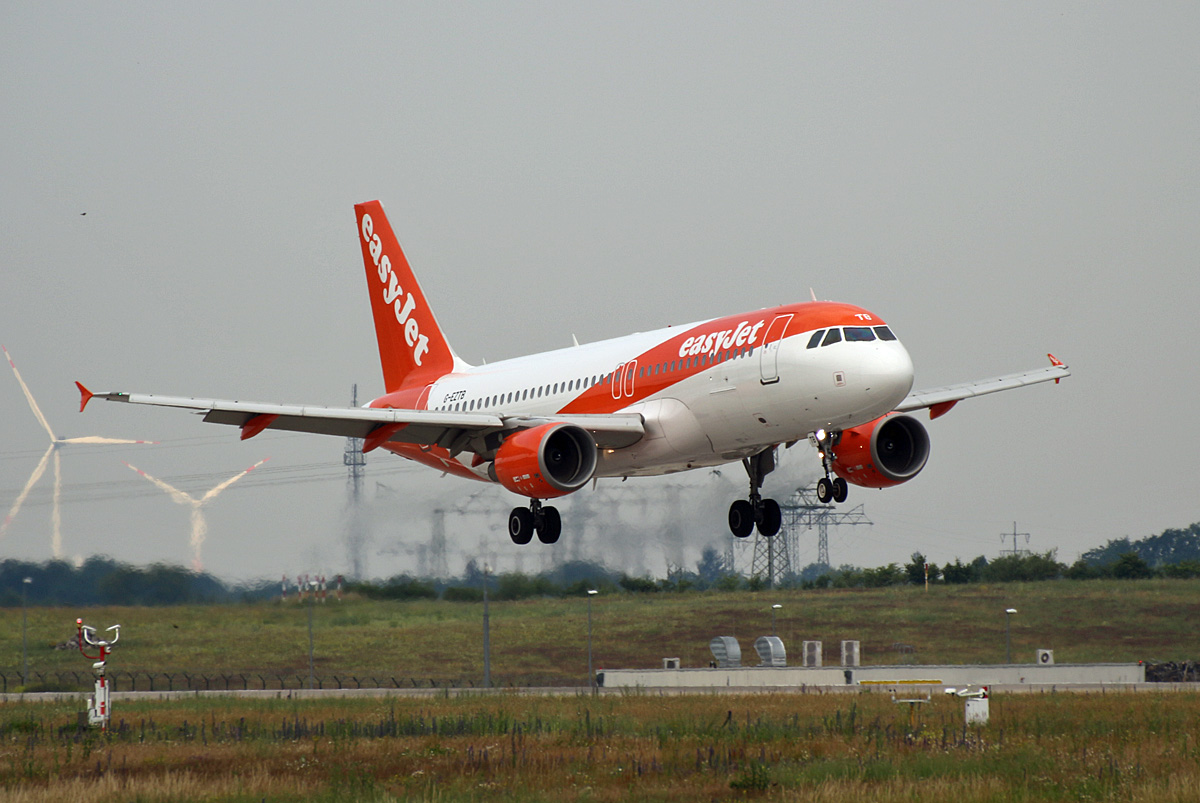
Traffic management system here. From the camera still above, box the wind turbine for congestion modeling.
[122,458,269,571]
[2,346,157,558]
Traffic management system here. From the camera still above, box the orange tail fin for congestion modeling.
[355,201,459,391]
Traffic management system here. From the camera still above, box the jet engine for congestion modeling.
[831,413,930,488]
[491,422,598,498]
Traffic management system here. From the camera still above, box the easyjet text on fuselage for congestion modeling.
[678,319,766,359]
[361,213,431,367]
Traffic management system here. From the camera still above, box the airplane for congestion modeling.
[78,200,1070,546]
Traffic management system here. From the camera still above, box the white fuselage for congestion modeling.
[402,312,915,481]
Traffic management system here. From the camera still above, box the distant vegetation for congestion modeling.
[3,522,1198,606]
[0,557,276,607]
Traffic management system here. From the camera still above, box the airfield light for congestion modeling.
[483,563,491,689]
[21,578,31,687]
[1004,608,1018,663]
[771,603,782,636]
[587,589,598,690]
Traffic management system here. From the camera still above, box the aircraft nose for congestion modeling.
[866,341,915,405]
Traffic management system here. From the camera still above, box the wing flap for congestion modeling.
[80,389,644,449]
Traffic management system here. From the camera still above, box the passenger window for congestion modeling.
[844,327,876,342]
[874,326,897,341]
[807,330,825,349]
[821,329,842,346]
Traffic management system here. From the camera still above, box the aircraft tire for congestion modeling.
[816,477,834,504]
[759,498,782,537]
[508,507,535,545]
[832,477,848,503]
[728,500,755,538]
[537,506,562,544]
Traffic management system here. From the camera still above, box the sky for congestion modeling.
[2,3,1197,583]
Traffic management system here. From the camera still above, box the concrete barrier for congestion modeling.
[597,662,1145,689]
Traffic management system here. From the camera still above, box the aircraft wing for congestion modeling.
[76,385,645,451]
[894,355,1070,420]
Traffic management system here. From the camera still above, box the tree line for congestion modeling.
[3,522,1197,606]
[0,557,276,607]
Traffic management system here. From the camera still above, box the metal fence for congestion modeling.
[0,671,570,693]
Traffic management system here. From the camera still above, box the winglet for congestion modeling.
[1048,353,1065,383]
[76,381,94,412]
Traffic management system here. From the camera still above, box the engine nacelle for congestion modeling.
[492,422,598,498]
[831,413,930,489]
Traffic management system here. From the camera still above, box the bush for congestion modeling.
[353,577,437,601]
[1065,559,1102,580]
[981,551,1063,583]
[495,572,558,600]
[942,559,978,584]
[1111,552,1154,579]
[619,575,658,593]
[442,586,483,602]
[861,563,905,587]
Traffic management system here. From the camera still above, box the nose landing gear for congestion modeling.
[728,448,783,539]
[813,429,849,504]
[508,499,562,545]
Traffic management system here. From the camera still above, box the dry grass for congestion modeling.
[2,689,1200,801]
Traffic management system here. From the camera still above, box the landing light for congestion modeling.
[815,429,826,441]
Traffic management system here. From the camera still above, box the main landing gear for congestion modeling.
[813,429,849,504]
[728,449,783,539]
[508,499,562,545]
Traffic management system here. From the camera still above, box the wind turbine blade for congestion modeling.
[60,436,158,445]
[200,457,270,504]
[3,346,56,441]
[0,444,54,538]
[51,449,63,559]
[189,507,207,572]
[121,460,198,507]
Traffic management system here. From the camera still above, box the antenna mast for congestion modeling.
[1000,522,1031,558]
[343,384,369,579]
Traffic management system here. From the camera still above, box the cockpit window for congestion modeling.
[807,330,825,349]
[844,326,876,342]
[821,328,842,346]
[873,326,897,341]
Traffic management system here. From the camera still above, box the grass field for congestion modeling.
[3,689,1200,801]
[2,578,1196,689]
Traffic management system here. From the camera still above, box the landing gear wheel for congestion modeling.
[508,507,534,545]
[832,477,848,504]
[758,498,782,537]
[816,477,834,504]
[537,506,562,544]
[728,500,755,538]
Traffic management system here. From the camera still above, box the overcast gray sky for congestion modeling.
[2,3,1197,582]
